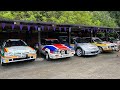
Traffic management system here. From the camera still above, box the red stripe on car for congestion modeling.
[53,44,69,50]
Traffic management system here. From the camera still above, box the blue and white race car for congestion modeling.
[40,38,75,60]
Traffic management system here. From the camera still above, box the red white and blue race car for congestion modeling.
[40,38,75,60]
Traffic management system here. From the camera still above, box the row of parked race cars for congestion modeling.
[0,36,120,66]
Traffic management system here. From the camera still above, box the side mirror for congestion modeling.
[94,42,97,44]
[71,41,75,44]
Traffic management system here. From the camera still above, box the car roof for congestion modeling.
[59,36,68,37]
[7,39,21,41]
[45,38,58,40]
[73,37,80,39]
[83,37,99,39]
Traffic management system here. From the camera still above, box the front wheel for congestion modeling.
[98,47,103,53]
[30,59,35,62]
[1,57,6,66]
[76,48,83,56]
[45,52,51,61]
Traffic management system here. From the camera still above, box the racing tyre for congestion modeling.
[45,52,51,61]
[30,59,35,62]
[76,48,83,56]
[98,47,103,53]
[1,57,6,66]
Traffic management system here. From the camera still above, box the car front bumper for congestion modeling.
[49,52,75,59]
[1,54,37,64]
[84,50,100,55]
[102,47,119,51]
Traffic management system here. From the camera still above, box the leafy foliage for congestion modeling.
[0,11,118,27]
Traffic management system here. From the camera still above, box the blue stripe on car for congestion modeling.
[64,44,73,49]
[43,46,57,51]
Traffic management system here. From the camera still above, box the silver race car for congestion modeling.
[72,37,100,56]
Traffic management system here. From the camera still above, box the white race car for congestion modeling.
[40,38,75,60]
[0,39,37,66]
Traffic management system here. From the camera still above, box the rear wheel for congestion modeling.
[76,48,83,56]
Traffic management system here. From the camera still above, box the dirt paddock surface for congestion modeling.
[0,52,120,79]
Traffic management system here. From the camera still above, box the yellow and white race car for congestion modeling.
[0,39,37,66]
[83,37,119,53]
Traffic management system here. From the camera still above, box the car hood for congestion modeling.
[5,46,33,53]
[102,41,117,46]
[77,43,98,49]
[96,41,116,46]
[53,44,70,50]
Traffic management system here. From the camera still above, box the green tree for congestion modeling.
[92,11,117,27]
[0,11,118,28]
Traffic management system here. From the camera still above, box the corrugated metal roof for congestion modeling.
[0,18,120,29]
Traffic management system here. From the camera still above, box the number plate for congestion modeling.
[21,54,27,58]
[62,54,68,57]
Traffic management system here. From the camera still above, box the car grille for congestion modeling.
[13,56,30,61]
[14,52,28,57]
[109,46,116,48]
[91,51,99,53]
[111,46,115,48]
[60,50,68,54]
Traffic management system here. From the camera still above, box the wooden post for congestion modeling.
[38,27,41,56]
[92,28,94,37]
[105,29,108,41]
[68,27,71,45]
[90,29,93,43]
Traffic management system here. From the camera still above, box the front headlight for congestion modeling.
[53,49,60,54]
[29,50,36,54]
[102,46,108,49]
[81,47,89,51]
[4,52,14,56]
[70,48,75,52]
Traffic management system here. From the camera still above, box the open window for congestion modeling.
[41,39,45,45]
[71,39,75,44]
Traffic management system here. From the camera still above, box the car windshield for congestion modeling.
[5,40,27,47]
[93,38,103,43]
[75,38,89,43]
[59,36,68,39]
[109,37,116,41]
[45,40,60,45]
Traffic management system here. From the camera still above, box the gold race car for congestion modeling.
[83,37,119,53]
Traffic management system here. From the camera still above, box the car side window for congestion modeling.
[71,39,75,44]
[41,39,45,45]
[0,42,2,48]
[91,40,94,43]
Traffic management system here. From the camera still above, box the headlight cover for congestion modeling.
[102,46,108,49]
[81,47,89,51]
[53,49,60,54]
[4,52,14,56]
[29,50,36,54]
[70,48,75,52]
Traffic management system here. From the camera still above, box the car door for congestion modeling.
[40,39,46,55]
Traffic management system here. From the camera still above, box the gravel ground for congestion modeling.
[0,52,120,79]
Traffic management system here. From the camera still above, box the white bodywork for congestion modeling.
[40,39,75,59]
[0,39,37,64]
[40,44,75,59]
